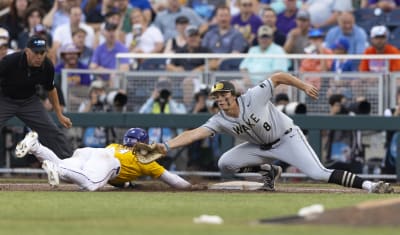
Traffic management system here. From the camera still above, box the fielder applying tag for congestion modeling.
[133,142,166,164]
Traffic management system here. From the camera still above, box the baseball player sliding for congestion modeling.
[153,72,393,193]
[15,128,191,191]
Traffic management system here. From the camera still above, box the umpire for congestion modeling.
[0,35,72,158]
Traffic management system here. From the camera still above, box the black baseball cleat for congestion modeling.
[259,164,282,191]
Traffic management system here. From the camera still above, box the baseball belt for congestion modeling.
[260,128,293,150]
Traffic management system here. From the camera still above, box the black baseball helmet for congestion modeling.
[210,80,236,95]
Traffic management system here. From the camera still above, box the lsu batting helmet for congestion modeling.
[123,128,149,146]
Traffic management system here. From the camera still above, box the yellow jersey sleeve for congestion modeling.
[106,143,165,185]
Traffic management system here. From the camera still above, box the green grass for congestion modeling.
[0,190,398,235]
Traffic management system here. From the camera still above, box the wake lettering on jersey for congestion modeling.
[250,113,260,123]
[233,113,271,135]
[233,113,259,134]
[232,124,251,135]
[232,120,272,135]
[244,117,256,127]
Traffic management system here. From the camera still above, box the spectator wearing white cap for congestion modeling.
[359,25,400,72]
[0,27,15,55]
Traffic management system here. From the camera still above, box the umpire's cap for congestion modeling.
[210,80,236,95]
[26,35,47,52]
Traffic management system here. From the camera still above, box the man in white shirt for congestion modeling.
[52,6,95,63]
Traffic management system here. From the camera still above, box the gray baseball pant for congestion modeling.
[0,93,72,159]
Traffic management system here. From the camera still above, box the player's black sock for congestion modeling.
[238,165,262,173]
[328,170,364,189]
[238,164,273,173]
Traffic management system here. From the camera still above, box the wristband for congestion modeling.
[163,142,170,152]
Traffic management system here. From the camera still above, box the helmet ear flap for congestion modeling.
[123,136,138,147]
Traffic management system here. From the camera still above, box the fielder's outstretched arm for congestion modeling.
[159,127,212,153]
[270,72,319,100]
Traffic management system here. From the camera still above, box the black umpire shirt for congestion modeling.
[0,51,55,99]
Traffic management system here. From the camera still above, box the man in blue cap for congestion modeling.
[300,28,333,73]
[0,35,73,160]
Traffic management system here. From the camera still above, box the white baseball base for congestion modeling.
[208,181,263,191]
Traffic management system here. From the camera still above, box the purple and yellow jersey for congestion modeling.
[106,143,165,185]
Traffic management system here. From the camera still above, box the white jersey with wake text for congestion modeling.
[202,79,294,144]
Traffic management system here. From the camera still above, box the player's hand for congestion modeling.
[58,114,73,128]
[304,84,319,100]
[156,143,168,154]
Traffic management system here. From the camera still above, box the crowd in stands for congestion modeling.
[0,0,399,81]
[1,0,400,172]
